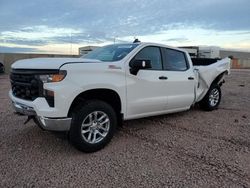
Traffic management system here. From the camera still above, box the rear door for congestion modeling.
[161,48,195,110]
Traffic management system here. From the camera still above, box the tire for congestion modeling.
[0,63,4,73]
[69,100,117,152]
[199,84,221,111]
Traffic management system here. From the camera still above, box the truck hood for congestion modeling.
[11,57,101,70]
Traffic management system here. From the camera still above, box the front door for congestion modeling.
[126,46,168,118]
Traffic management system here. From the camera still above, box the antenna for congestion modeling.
[133,38,141,43]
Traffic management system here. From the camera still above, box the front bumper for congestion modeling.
[12,98,71,131]
[36,116,72,131]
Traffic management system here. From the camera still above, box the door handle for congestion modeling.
[188,77,194,80]
[159,76,168,80]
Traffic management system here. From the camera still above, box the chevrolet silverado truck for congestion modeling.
[9,42,231,152]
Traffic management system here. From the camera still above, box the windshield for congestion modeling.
[82,44,139,62]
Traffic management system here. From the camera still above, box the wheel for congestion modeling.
[199,84,221,111]
[69,100,117,152]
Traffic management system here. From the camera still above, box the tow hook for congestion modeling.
[24,116,36,125]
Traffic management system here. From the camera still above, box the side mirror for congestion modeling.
[129,59,151,75]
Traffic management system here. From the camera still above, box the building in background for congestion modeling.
[220,50,250,69]
[79,46,99,56]
[180,46,221,59]
[180,46,250,69]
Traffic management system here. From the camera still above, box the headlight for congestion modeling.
[38,70,67,83]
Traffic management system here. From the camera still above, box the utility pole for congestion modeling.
[114,36,118,44]
[70,31,73,55]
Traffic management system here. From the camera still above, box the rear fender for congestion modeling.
[195,57,231,102]
[212,71,228,87]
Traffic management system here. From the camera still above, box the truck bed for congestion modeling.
[193,57,231,102]
[191,58,221,66]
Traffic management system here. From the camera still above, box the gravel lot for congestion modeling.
[0,70,250,188]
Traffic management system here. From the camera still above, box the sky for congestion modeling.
[0,0,250,54]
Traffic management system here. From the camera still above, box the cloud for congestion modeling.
[0,25,83,46]
[0,38,48,46]
[165,37,190,42]
[0,0,249,53]
[1,0,249,32]
[1,25,82,40]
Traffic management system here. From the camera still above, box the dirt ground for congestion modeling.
[0,70,250,188]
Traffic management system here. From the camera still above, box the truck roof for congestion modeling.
[115,42,188,53]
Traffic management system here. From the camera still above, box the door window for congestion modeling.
[134,46,163,70]
[163,48,188,71]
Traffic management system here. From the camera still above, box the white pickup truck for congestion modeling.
[9,42,231,152]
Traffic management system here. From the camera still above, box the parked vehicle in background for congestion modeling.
[0,62,5,73]
[9,42,231,152]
